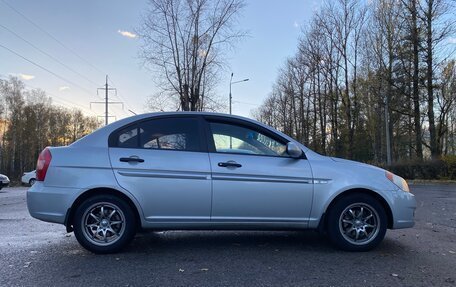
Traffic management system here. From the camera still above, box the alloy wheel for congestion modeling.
[81,202,126,246]
[338,203,380,245]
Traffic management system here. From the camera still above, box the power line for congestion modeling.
[0,24,101,88]
[107,77,138,115]
[0,43,95,97]
[111,92,137,116]
[0,0,106,76]
[1,73,124,120]
[0,0,129,119]
[0,74,98,116]
[52,98,98,116]
[0,0,138,116]
[91,75,124,125]
[233,100,260,107]
[110,102,130,117]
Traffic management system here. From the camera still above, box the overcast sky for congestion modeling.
[0,0,320,121]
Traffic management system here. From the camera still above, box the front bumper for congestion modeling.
[27,182,79,225]
[391,189,416,229]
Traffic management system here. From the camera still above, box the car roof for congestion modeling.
[70,111,311,154]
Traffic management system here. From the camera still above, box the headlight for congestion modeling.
[385,171,409,192]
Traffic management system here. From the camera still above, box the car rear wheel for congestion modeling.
[73,195,136,254]
[29,178,36,186]
[327,193,387,251]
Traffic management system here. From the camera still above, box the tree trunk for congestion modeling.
[411,0,423,159]
[426,0,438,158]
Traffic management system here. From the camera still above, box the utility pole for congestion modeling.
[385,93,392,165]
[229,73,249,115]
[105,75,108,125]
[229,73,233,115]
[91,75,123,125]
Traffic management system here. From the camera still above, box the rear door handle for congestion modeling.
[218,161,242,168]
[120,157,144,163]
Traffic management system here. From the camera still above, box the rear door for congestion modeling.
[108,116,212,222]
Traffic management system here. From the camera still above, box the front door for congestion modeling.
[109,116,212,222]
[205,118,314,223]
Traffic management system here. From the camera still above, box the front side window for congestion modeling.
[209,122,288,157]
[113,117,201,152]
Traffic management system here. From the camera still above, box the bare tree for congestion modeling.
[437,60,456,154]
[254,0,456,164]
[369,0,409,163]
[419,0,455,158]
[319,0,367,159]
[406,0,424,160]
[0,77,100,179]
[138,0,245,111]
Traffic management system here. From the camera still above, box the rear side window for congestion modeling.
[117,126,139,148]
[112,117,202,152]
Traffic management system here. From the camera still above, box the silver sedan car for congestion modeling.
[27,112,416,253]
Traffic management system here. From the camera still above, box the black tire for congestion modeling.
[29,178,36,186]
[327,193,387,251]
[73,194,136,254]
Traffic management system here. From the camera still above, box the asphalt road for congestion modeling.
[0,185,455,287]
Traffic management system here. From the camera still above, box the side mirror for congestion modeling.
[286,142,303,158]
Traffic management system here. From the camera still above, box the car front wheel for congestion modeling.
[327,193,387,251]
[73,195,136,254]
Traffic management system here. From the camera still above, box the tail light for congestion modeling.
[36,148,52,181]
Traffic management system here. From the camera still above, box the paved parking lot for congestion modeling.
[0,184,455,286]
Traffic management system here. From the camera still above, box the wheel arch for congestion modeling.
[64,187,142,233]
[319,188,394,232]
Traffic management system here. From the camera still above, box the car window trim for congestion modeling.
[108,115,208,153]
[202,115,306,159]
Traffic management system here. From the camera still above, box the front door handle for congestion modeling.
[120,156,144,163]
[218,161,242,168]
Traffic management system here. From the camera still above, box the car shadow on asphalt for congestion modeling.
[17,229,411,261]
[127,230,328,252]
[119,230,409,256]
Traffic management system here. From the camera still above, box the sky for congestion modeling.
[0,0,320,122]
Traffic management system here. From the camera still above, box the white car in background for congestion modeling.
[0,173,10,190]
[21,170,36,186]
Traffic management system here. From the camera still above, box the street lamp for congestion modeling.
[229,73,249,115]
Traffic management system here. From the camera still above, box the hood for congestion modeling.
[330,157,386,173]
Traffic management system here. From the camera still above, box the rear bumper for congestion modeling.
[27,182,79,225]
[391,189,416,229]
